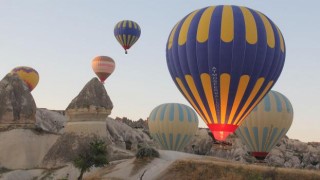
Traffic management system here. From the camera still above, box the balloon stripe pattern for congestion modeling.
[114,20,141,53]
[166,5,285,140]
[148,103,199,151]
[92,56,115,83]
[11,66,39,91]
[236,91,293,159]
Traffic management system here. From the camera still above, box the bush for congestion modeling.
[136,147,159,159]
[73,138,108,180]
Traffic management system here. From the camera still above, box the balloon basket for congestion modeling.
[213,140,232,150]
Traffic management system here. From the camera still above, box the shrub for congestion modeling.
[136,147,159,159]
[73,138,108,180]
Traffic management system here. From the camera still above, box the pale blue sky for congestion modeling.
[0,1,319,142]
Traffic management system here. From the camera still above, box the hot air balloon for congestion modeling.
[148,103,199,151]
[114,20,141,54]
[166,5,286,141]
[11,66,39,91]
[236,90,293,160]
[91,56,115,83]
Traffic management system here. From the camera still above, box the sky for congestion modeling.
[0,1,319,142]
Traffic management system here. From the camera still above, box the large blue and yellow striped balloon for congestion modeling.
[114,20,141,54]
[236,90,293,160]
[166,5,286,141]
[148,103,199,151]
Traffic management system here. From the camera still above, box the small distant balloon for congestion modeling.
[114,20,141,54]
[236,90,293,160]
[11,66,39,91]
[91,56,115,83]
[148,103,199,151]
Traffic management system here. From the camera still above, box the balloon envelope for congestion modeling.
[11,66,39,91]
[114,20,141,54]
[92,56,115,83]
[166,5,286,141]
[236,90,293,160]
[148,103,199,151]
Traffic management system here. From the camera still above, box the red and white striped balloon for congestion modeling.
[91,56,115,83]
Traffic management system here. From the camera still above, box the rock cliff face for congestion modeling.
[184,128,214,155]
[42,117,152,167]
[0,73,36,130]
[0,129,59,169]
[35,108,66,134]
[106,117,153,151]
[65,77,113,122]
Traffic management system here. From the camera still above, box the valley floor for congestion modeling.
[1,150,320,180]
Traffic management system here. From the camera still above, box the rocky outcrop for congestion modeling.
[106,117,153,152]
[35,108,66,134]
[0,73,36,131]
[42,133,104,168]
[65,77,113,122]
[44,78,114,167]
[184,128,213,155]
[266,138,320,169]
[115,117,148,129]
[183,129,320,169]
[42,117,152,167]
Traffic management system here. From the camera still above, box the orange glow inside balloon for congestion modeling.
[208,124,238,141]
[213,131,232,141]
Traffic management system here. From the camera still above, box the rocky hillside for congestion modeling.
[183,129,320,170]
[0,75,319,179]
[1,110,319,179]
[107,118,320,170]
[115,117,148,129]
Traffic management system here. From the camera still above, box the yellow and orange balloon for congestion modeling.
[91,56,115,83]
[11,66,39,91]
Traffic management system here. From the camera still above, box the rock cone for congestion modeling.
[65,77,113,122]
[0,73,36,130]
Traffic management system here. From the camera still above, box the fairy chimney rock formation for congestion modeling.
[65,77,113,122]
[0,73,36,130]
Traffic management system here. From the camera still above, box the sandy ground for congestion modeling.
[86,150,202,180]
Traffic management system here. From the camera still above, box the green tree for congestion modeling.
[73,138,108,180]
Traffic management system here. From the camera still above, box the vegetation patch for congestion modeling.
[135,147,159,159]
[0,167,11,174]
[73,138,109,180]
[130,147,160,176]
[157,158,320,180]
